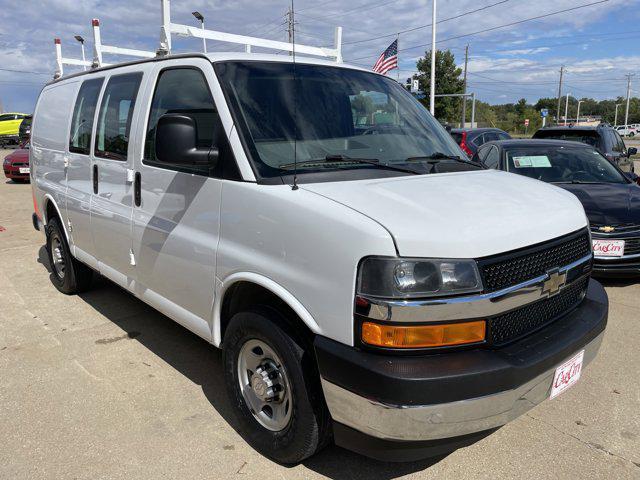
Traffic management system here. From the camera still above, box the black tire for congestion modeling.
[45,217,93,294]
[223,308,331,464]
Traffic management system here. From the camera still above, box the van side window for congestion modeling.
[95,72,143,160]
[144,68,220,175]
[69,78,104,155]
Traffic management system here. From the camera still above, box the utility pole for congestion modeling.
[429,0,437,115]
[614,103,621,126]
[624,73,634,127]
[564,92,571,126]
[287,7,294,54]
[556,66,564,126]
[461,44,469,127]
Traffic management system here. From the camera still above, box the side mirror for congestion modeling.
[627,147,637,156]
[155,114,218,168]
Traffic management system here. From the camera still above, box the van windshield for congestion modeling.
[215,61,463,180]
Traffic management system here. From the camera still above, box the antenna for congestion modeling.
[291,0,299,190]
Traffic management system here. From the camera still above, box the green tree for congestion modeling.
[350,93,376,125]
[414,50,464,122]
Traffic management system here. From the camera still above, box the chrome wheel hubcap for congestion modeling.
[51,235,65,279]
[237,339,292,431]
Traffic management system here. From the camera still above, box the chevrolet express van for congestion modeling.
[30,53,608,463]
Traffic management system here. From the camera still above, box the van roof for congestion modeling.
[47,51,370,86]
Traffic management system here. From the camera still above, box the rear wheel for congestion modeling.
[45,217,93,294]
[223,308,331,464]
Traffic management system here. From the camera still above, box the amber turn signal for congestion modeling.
[361,320,485,348]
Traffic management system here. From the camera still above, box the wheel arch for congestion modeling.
[42,194,70,242]
[214,272,322,347]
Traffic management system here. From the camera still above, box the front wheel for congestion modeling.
[223,308,331,464]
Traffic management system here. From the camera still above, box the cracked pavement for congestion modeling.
[1,149,639,479]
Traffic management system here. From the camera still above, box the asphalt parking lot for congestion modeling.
[1,148,639,479]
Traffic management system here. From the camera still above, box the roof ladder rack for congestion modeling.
[158,0,342,62]
[92,18,156,67]
[53,38,95,79]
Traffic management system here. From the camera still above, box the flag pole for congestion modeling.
[429,0,437,115]
[396,33,400,82]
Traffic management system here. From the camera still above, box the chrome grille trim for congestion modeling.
[358,253,592,323]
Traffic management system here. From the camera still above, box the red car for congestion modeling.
[3,144,30,182]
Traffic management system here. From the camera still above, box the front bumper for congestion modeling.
[315,279,607,459]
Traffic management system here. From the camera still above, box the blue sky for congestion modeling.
[0,0,638,113]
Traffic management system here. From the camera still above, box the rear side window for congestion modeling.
[484,146,500,169]
[144,68,218,174]
[95,72,142,160]
[69,78,103,155]
[612,131,625,153]
[0,114,15,121]
[450,132,462,143]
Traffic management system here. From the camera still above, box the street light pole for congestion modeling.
[576,100,583,125]
[429,0,436,116]
[614,103,621,126]
[192,11,206,53]
[564,93,571,126]
[624,73,634,127]
[74,35,86,71]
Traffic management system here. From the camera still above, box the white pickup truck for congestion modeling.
[30,52,608,463]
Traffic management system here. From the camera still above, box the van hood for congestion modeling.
[302,170,587,258]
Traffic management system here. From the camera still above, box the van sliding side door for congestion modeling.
[89,70,144,287]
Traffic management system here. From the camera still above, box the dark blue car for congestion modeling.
[473,139,640,275]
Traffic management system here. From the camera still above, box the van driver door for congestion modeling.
[130,59,226,339]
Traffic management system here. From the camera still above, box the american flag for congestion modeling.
[372,39,398,75]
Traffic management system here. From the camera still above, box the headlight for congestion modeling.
[357,257,482,298]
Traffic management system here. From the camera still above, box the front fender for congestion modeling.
[212,272,322,347]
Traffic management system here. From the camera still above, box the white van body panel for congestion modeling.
[31,80,78,236]
[215,181,397,346]
[303,169,588,259]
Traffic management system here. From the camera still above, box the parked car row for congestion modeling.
[459,122,640,276]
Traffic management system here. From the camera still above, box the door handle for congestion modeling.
[93,164,98,194]
[134,172,141,207]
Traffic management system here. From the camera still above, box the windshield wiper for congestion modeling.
[552,180,602,184]
[279,154,421,175]
[405,152,478,166]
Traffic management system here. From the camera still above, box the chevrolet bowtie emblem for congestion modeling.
[599,226,615,233]
[542,269,567,296]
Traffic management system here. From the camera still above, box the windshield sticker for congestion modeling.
[513,155,552,168]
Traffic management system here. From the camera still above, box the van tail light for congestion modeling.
[459,132,473,158]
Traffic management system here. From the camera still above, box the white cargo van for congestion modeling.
[30,52,607,463]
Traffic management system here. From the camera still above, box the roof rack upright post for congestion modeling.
[159,0,172,55]
[92,19,104,67]
[54,38,63,79]
[334,26,343,63]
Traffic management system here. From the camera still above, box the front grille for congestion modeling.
[623,238,640,256]
[488,276,589,346]
[479,230,591,292]
[591,222,640,234]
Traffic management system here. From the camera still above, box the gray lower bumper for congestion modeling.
[321,332,604,442]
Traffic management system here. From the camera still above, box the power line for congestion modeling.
[0,67,51,76]
[346,0,610,62]
[297,0,397,21]
[343,0,510,45]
